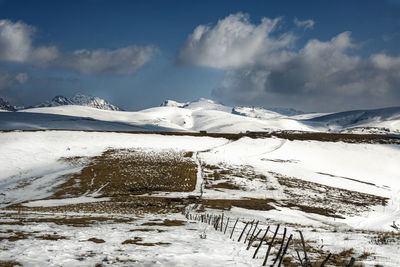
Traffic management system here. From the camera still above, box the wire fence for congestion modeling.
[184,211,356,267]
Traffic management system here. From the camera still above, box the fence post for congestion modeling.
[299,231,309,266]
[230,218,239,239]
[224,217,230,234]
[220,213,224,232]
[272,227,287,266]
[253,227,269,259]
[347,257,355,267]
[277,234,293,267]
[262,224,280,266]
[250,221,259,241]
[296,250,304,267]
[247,228,262,250]
[237,221,250,242]
[320,253,331,267]
[244,220,255,243]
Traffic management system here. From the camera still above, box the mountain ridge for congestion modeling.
[32,93,123,111]
[0,97,17,111]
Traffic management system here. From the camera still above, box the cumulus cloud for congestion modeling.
[213,31,400,111]
[58,45,158,75]
[179,14,400,111]
[0,20,58,64]
[177,13,295,69]
[0,19,157,75]
[293,17,315,30]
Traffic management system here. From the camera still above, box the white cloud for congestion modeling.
[213,31,400,111]
[0,19,157,75]
[177,13,295,69]
[293,17,315,30]
[175,13,400,111]
[59,45,158,75]
[0,19,58,64]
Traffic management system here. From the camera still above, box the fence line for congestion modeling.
[184,210,356,267]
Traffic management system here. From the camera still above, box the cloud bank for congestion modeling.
[0,19,158,75]
[177,13,295,69]
[178,13,400,111]
[293,17,315,30]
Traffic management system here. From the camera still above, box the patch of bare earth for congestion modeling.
[56,148,197,198]
[270,172,388,218]
[0,261,22,267]
[196,198,275,211]
[203,164,268,191]
[6,149,198,214]
[121,237,170,246]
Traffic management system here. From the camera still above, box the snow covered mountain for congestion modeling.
[32,94,123,111]
[305,106,400,134]
[1,96,399,134]
[160,100,187,108]
[0,97,17,111]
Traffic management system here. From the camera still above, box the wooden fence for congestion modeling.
[184,211,356,267]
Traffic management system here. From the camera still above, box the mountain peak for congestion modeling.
[0,97,17,111]
[160,100,187,108]
[34,93,123,111]
[51,95,71,105]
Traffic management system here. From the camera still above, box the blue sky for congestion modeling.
[0,0,399,111]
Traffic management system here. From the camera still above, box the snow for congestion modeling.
[0,211,263,267]
[0,131,228,206]
[32,93,122,111]
[22,196,111,207]
[1,101,400,265]
[160,99,187,108]
[1,129,400,265]
[0,98,399,134]
[198,136,400,231]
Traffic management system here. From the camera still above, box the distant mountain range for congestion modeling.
[0,94,122,111]
[1,95,399,135]
[161,98,305,116]
[30,94,123,111]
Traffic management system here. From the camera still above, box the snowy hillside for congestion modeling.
[31,93,123,111]
[0,97,400,134]
[10,104,315,133]
[305,106,400,134]
[0,130,399,266]
[160,99,187,108]
[232,106,284,120]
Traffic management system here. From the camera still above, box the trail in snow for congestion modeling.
[193,152,204,198]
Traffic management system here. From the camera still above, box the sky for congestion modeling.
[0,0,399,112]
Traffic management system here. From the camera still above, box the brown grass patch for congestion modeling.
[0,212,134,227]
[141,219,186,227]
[35,234,67,240]
[6,129,400,144]
[0,261,22,267]
[272,172,388,217]
[56,149,197,198]
[211,182,242,190]
[87,237,105,243]
[370,231,400,245]
[0,231,31,242]
[282,203,345,219]
[200,198,275,211]
[183,151,194,157]
[10,196,189,214]
[121,237,170,246]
